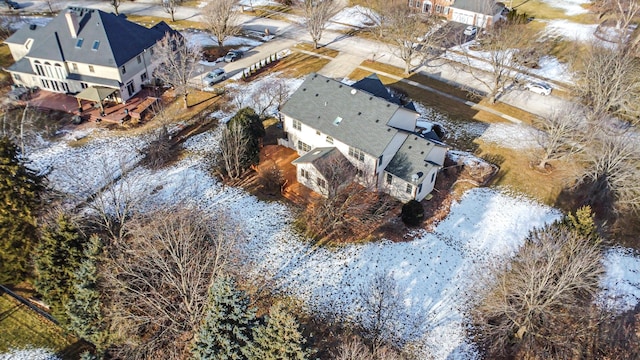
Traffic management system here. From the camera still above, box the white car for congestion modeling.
[524,82,552,96]
[202,68,226,86]
[463,26,477,36]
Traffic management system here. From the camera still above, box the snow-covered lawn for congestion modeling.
[540,0,591,16]
[328,6,377,31]
[543,19,599,43]
[0,348,60,360]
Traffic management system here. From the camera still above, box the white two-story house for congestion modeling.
[3,6,177,103]
[280,73,448,203]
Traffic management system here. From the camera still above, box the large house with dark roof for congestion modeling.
[280,73,448,203]
[3,6,176,102]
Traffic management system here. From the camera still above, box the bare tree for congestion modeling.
[153,33,200,109]
[109,0,122,15]
[376,1,445,74]
[576,125,640,213]
[202,0,240,47]
[248,77,291,118]
[472,224,604,358]
[299,0,341,49]
[573,40,640,124]
[216,121,250,180]
[358,273,404,354]
[160,0,179,22]
[533,105,584,171]
[0,104,44,156]
[333,335,405,360]
[456,19,541,103]
[356,0,392,39]
[105,207,240,359]
[44,0,60,14]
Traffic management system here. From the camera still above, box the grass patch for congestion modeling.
[513,0,597,23]
[293,42,340,58]
[478,99,540,125]
[0,44,14,84]
[0,293,86,358]
[268,52,331,78]
[124,14,206,30]
[242,4,291,20]
[473,140,570,205]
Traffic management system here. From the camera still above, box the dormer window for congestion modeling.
[92,40,100,51]
[75,38,84,48]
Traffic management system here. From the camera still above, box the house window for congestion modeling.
[300,168,310,180]
[348,147,365,162]
[13,74,20,81]
[81,82,88,89]
[326,136,333,144]
[89,65,95,73]
[297,141,311,152]
[121,65,126,74]
[137,55,142,64]
[356,168,364,177]
[317,177,326,189]
[75,38,84,48]
[34,61,44,76]
[126,80,135,96]
[91,40,100,51]
[386,173,393,185]
[406,183,413,194]
[292,119,301,131]
[141,72,148,82]
[431,172,435,183]
[418,184,423,193]
[72,63,78,71]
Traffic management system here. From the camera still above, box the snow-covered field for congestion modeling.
[15,114,638,358]
[543,19,599,42]
[541,0,591,16]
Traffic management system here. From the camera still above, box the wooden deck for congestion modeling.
[259,145,321,205]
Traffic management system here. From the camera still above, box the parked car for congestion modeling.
[202,68,226,86]
[463,26,477,37]
[524,82,552,96]
[224,50,243,63]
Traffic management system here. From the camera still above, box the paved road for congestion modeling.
[16,0,573,119]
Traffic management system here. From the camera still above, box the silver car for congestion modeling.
[202,68,226,86]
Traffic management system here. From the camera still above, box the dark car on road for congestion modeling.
[224,50,243,63]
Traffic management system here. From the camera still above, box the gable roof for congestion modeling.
[281,73,406,157]
[5,7,175,67]
[451,0,504,15]
[386,133,446,183]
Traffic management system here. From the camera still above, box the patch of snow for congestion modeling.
[600,247,640,311]
[540,0,590,16]
[478,123,541,150]
[0,348,60,360]
[543,20,599,43]
[328,6,378,30]
[528,56,573,84]
[183,30,263,48]
[238,0,278,7]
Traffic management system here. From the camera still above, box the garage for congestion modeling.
[451,10,476,26]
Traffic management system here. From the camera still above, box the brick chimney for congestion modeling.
[65,10,80,38]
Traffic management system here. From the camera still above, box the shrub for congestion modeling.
[401,200,424,226]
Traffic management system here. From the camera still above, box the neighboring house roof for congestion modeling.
[386,133,446,183]
[451,0,504,15]
[6,58,35,74]
[352,73,417,111]
[5,7,175,67]
[281,73,406,157]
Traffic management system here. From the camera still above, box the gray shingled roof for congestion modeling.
[7,57,35,74]
[292,147,338,165]
[281,73,402,157]
[451,0,504,15]
[386,133,444,183]
[67,73,121,87]
[5,7,174,67]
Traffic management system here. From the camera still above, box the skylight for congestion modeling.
[92,40,100,51]
[333,116,343,126]
[75,38,84,48]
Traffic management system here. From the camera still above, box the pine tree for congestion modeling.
[228,107,265,168]
[246,302,309,360]
[34,213,85,326]
[564,205,600,244]
[0,136,44,284]
[66,235,107,354]
[192,276,256,360]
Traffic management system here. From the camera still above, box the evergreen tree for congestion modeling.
[246,302,309,360]
[192,276,256,360]
[0,136,44,283]
[34,213,85,326]
[228,107,265,167]
[66,235,107,353]
[564,205,600,244]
